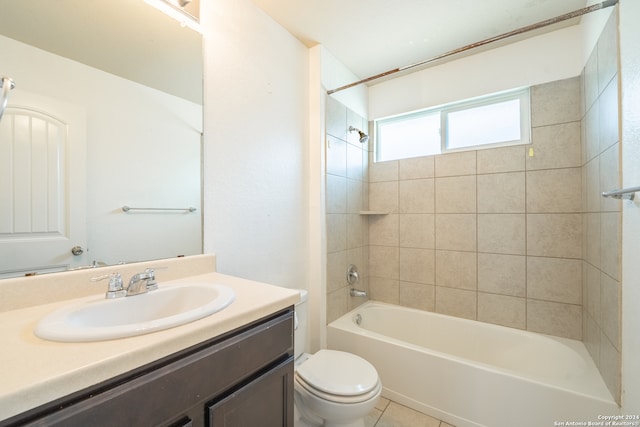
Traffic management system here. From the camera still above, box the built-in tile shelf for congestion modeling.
[359,211,390,215]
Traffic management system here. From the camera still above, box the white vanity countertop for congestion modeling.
[0,271,299,422]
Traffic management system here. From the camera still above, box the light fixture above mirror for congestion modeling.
[144,0,201,33]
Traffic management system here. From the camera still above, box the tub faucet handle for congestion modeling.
[347,264,359,285]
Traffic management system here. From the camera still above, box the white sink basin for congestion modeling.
[35,283,235,342]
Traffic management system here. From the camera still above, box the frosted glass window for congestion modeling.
[373,88,530,162]
[447,99,521,149]
[376,112,440,162]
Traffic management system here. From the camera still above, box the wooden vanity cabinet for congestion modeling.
[2,308,294,427]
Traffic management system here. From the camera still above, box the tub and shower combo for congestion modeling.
[328,301,618,427]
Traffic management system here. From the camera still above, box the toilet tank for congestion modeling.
[294,289,309,358]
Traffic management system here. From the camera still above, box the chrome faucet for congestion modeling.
[92,268,160,299]
[126,268,158,296]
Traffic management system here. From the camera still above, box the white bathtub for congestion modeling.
[327,301,619,427]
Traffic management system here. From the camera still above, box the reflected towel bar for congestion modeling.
[122,205,197,213]
[601,186,640,201]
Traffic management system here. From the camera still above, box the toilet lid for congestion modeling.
[296,349,379,396]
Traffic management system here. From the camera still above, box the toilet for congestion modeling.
[294,290,381,427]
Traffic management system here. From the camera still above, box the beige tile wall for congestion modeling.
[368,76,584,339]
[580,12,621,403]
[325,97,370,323]
[324,10,621,403]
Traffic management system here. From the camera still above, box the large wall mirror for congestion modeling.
[0,0,203,278]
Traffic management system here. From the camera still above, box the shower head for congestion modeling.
[349,126,369,144]
[0,77,16,123]
[1,77,15,91]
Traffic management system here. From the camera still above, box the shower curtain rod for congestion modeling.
[326,0,619,95]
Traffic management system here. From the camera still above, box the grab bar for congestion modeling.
[601,186,640,201]
[122,205,197,213]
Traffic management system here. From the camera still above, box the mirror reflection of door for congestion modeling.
[0,91,86,278]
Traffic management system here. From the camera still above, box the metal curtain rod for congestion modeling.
[326,0,619,95]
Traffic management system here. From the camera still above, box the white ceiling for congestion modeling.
[1,0,594,100]
[251,0,589,83]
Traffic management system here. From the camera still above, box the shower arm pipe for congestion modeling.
[326,0,619,95]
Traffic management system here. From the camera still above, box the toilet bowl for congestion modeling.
[294,290,381,427]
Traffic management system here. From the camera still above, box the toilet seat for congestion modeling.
[295,374,381,404]
[295,349,381,403]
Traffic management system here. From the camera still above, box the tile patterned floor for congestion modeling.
[366,397,456,427]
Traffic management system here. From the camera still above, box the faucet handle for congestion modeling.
[91,273,126,299]
[347,264,359,285]
[142,266,166,291]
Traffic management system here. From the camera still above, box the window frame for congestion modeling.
[374,88,531,162]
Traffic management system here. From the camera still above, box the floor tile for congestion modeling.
[374,402,441,427]
[367,398,456,427]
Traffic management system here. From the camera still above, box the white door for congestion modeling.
[0,91,86,277]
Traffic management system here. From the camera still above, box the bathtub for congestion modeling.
[327,301,618,427]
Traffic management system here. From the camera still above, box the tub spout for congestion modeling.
[350,288,367,297]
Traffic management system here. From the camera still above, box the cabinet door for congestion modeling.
[208,358,293,427]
